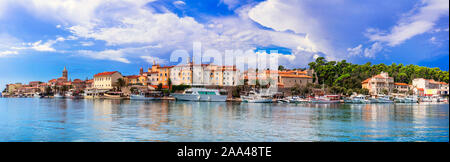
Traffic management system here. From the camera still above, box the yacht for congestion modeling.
[420,96,432,102]
[289,96,309,103]
[311,95,340,103]
[394,97,405,103]
[54,93,64,98]
[350,95,369,104]
[376,95,393,103]
[103,92,127,99]
[130,91,163,100]
[33,92,41,98]
[172,88,228,102]
[241,90,274,103]
[403,96,418,103]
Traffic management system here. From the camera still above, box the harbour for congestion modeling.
[0,97,448,142]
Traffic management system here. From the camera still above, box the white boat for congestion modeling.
[130,91,163,100]
[54,93,64,98]
[351,95,369,104]
[376,95,393,103]
[420,96,432,102]
[241,90,274,103]
[394,97,405,103]
[33,92,41,98]
[403,96,418,103]
[311,95,340,103]
[289,96,309,103]
[172,88,227,102]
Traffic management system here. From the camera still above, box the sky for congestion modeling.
[0,0,449,90]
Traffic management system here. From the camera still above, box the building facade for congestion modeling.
[93,71,123,90]
[361,72,394,95]
[412,78,448,96]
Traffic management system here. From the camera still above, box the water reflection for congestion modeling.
[0,98,448,142]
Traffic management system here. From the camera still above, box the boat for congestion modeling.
[276,98,290,103]
[350,95,369,104]
[376,95,393,103]
[172,88,228,102]
[289,96,309,103]
[439,97,448,102]
[241,90,274,103]
[394,97,405,103]
[130,91,163,100]
[403,96,418,103]
[103,92,127,99]
[54,93,64,98]
[33,92,42,98]
[311,95,340,103]
[420,96,432,102]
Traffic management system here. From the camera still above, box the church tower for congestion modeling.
[62,66,68,80]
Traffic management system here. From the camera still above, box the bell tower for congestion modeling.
[62,66,68,80]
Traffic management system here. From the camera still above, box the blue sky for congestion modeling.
[0,0,449,90]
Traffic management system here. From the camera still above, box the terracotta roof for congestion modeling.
[94,71,118,77]
[126,75,140,79]
[417,88,424,91]
[73,79,83,82]
[48,79,57,83]
[439,82,448,85]
[361,78,371,84]
[394,83,409,86]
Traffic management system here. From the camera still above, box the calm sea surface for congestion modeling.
[0,98,448,142]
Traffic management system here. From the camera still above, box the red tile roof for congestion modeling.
[94,71,118,77]
[126,75,140,79]
[394,83,409,86]
[361,78,370,84]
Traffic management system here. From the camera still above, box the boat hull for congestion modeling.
[172,94,227,102]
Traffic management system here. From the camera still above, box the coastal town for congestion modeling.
[1,58,449,103]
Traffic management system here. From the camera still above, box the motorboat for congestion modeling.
[420,96,432,102]
[241,90,274,103]
[130,91,163,100]
[376,95,393,103]
[172,88,228,102]
[54,93,64,98]
[403,96,418,103]
[350,95,369,104]
[311,95,340,103]
[103,92,127,99]
[289,96,309,103]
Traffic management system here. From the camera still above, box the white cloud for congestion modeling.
[366,0,449,46]
[0,50,18,57]
[173,1,186,6]
[347,44,363,56]
[80,41,94,46]
[12,37,67,52]
[220,0,240,9]
[363,42,383,58]
[79,49,130,64]
[0,0,328,66]
[247,0,330,54]
[141,56,168,65]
